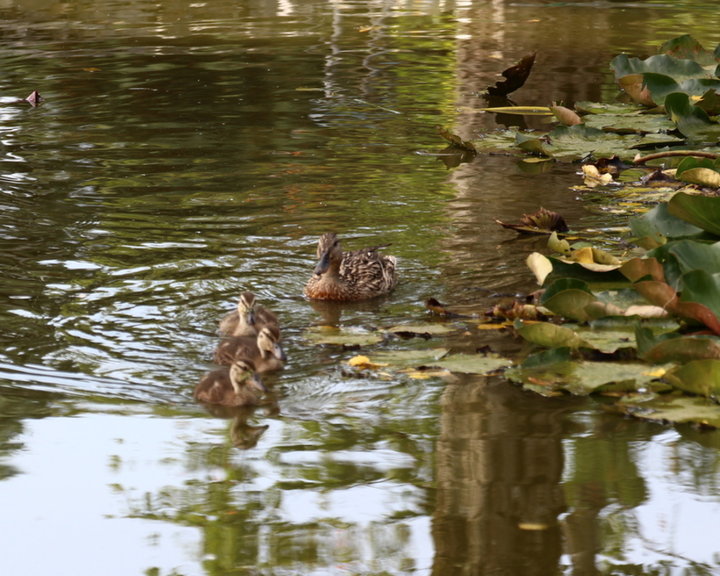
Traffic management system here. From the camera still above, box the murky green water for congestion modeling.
[2,1,720,575]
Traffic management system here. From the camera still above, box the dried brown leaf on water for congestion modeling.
[582,164,614,187]
[497,207,569,235]
[487,53,536,97]
[425,297,471,317]
[550,102,582,126]
[436,126,477,154]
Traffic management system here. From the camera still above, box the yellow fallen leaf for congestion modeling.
[572,246,594,264]
[643,368,667,378]
[347,355,388,369]
[477,322,511,330]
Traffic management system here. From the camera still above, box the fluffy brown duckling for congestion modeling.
[304,233,398,301]
[212,325,287,372]
[194,359,267,407]
[219,291,279,337]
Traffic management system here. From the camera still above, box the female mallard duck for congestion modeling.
[219,291,279,337]
[304,233,398,301]
[212,325,286,372]
[194,359,267,407]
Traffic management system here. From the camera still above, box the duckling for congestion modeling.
[304,232,398,301]
[219,291,279,337]
[194,359,267,407]
[213,325,287,372]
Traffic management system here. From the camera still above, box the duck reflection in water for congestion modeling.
[304,233,398,301]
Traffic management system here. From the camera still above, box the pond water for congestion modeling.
[2,1,720,575]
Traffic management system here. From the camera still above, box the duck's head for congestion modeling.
[229,359,267,395]
[237,291,257,325]
[257,325,287,361]
[313,233,342,276]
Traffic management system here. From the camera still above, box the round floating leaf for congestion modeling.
[366,348,449,369]
[541,279,598,322]
[629,203,705,245]
[636,326,720,363]
[665,359,720,398]
[386,323,457,336]
[668,192,720,236]
[433,354,512,374]
[516,321,590,349]
[304,326,384,346]
[619,394,720,428]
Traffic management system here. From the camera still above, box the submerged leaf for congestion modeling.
[305,326,384,347]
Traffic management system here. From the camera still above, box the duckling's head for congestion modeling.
[237,291,257,325]
[314,233,342,276]
[229,359,266,395]
[257,326,287,361]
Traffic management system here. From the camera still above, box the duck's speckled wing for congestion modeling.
[340,247,398,297]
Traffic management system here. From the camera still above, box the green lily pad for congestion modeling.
[583,110,675,134]
[636,326,720,363]
[507,355,668,397]
[668,192,720,236]
[664,359,720,398]
[367,348,449,368]
[304,326,384,347]
[665,92,720,141]
[540,279,598,322]
[618,394,720,428]
[629,203,705,246]
[433,353,512,374]
[680,269,720,321]
[386,323,457,336]
[611,53,707,82]
[516,321,589,349]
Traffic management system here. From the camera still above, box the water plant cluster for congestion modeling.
[338,35,720,429]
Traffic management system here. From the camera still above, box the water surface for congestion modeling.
[2,1,720,575]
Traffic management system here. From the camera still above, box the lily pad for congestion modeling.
[664,359,720,399]
[668,192,720,236]
[636,326,720,363]
[433,353,512,374]
[385,323,457,336]
[507,356,668,396]
[304,326,384,347]
[618,394,720,428]
[365,348,449,369]
[516,321,590,349]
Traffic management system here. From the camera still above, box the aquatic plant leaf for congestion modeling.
[636,326,720,363]
[540,279,598,322]
[617,74,655,106]
[619,394,720,428]
[366,348,449,368]
[497,207,569,235]
[304,326,384,346]
[659,34,719,66]
[527,252,553,285]
[664,359,720,398]
[545,257,628,286]
[668,192,720,236]
[432,354,512,374]
[516,321,590,349]
[668,240,720,275]
[386,323,456,336]
[436,126,477,154]
[487,52,536,97]
[621,257,666,283]
[680,269,720,321]
[581,109,674,133]
[508,356,667,397]
[611,54,707,82]
[664,92,720,141]
[550,103,582,126]
[629,203,705,247]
